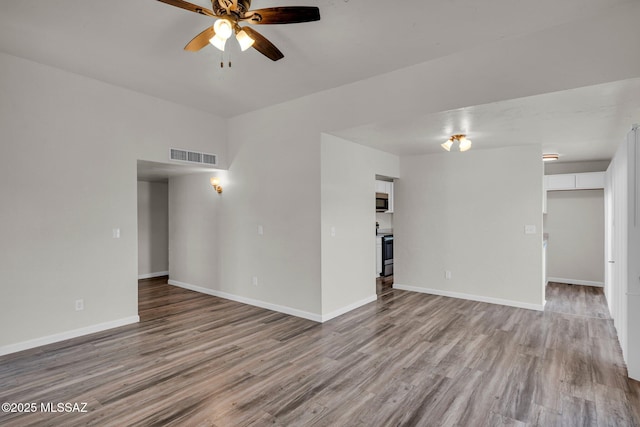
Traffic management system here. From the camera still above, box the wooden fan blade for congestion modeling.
[243,7,320,25]
[184,26,215,51]
[242,27,284,61]
[156,0,215,17]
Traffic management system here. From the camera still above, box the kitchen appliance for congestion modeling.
[381,235,393,277]
[376,192,389,212]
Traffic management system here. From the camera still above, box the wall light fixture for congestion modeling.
[210,177,223,194]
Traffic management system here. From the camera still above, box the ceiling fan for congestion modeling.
[157,0,320,61]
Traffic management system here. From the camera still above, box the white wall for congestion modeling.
[376,213,393,230]
[168,174,220,290]
[137,181,169,278]
[2,1,639,352]
[220,122,323,317]
[221,3,640,321]
[320,134,399,318]
[394,145,544,310]
[0,52,226,353]
[545,190,604,285]
[626,126,640,381]
[606,127,640,380]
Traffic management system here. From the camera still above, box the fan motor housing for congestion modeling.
[213,0,252,16]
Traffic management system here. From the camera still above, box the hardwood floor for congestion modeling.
[1,278,639,426]
[376,275,393,296]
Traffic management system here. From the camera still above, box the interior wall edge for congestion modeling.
[393,283,545,312]
[320,295,378,323]
[0,316,140,357]
[168,279,323,323]
[138,272,169,280]
[546,277,604,287]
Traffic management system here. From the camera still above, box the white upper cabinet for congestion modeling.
[545,172,605,191]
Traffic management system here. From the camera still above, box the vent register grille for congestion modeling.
[170,149,217,166]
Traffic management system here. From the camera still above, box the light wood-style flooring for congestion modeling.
[1,278,639,426]
[376,275,393,295]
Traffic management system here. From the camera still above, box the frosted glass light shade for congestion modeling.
[209,35,227,51]
[441,139,453,151]
[213,19,233,40]
[458,136,472,152]
[236,30,255,51]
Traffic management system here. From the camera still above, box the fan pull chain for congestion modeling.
[219,52,232,69]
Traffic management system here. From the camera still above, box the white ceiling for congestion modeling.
[331,78,640,162]
[1,0,638,165]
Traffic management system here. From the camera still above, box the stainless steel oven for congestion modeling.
[381,235,393,277]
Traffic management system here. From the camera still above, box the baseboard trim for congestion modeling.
[0,316,140,357]
[321,295,378,322]
[168,279,323,323]
[546,277,604,287]
[138,271,169,280]
[393,284,544,312]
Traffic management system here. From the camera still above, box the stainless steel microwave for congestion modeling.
[376,192,389,212]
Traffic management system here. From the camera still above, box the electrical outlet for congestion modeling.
[252,276,258,286]
[445,271,452,280]
[75,299,84,311]
[112,228,120,239]
[330,226,336,237]
[524,225,536,234]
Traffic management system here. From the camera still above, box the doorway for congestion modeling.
[136,179,169,281]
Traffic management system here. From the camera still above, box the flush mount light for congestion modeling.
[543,153,559,162]
[441,134,472,152]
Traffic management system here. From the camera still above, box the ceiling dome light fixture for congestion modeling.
[441,134,472,152]
[543,153,560,162]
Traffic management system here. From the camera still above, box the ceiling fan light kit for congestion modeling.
[157,0,320,61]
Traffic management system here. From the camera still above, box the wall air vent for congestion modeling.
[202,153,217,166]
[170,148,217,167]
[187,151,202,163]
